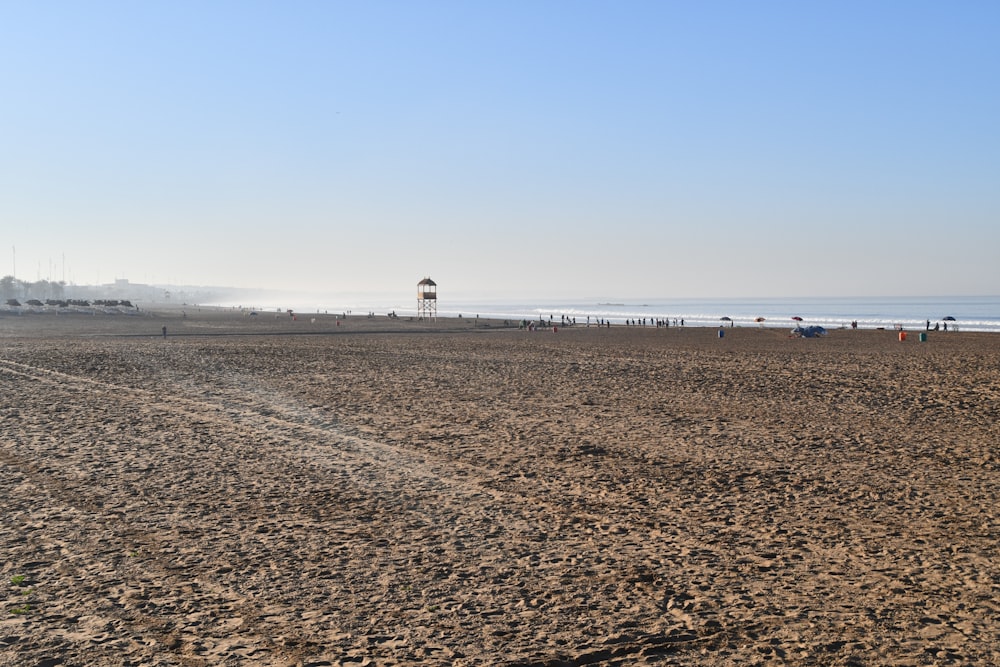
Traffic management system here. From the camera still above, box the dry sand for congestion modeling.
[1,308,998,666]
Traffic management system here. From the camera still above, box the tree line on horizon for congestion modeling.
[1,275,66,302]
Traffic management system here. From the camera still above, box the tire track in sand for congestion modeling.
[1,358,718,665]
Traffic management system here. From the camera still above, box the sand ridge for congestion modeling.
[1,311,998,665]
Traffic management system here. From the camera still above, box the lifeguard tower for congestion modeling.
[417,277,437,321]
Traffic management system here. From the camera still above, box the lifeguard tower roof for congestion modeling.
[418,277,437,286]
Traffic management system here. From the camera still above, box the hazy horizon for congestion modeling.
[4,275,998,306]
[3,2,998,299]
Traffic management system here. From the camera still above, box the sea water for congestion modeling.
[440,295,1000,332]
[211,294,1000,333]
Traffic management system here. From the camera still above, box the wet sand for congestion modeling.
[2,308,998,666]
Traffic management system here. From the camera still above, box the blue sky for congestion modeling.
[2,1,998,299]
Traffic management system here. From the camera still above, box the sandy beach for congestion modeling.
[1,308,998,666]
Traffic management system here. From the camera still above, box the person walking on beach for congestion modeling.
[162,325,167,339]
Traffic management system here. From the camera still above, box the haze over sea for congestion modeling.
[209,294,1000,334]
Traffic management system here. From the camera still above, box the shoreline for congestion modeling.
[6,292,998,332]
[1,303,995,338]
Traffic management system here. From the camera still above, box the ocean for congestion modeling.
[210,294,1000,334]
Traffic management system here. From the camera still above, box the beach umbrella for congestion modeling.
[755,317,766,322]
[943,316,956,321]
[791,316,803,322]
[720,316,732,321]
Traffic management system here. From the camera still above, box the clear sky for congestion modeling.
[2,1,998,300]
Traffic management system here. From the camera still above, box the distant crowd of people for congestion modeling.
[621,317,684,327]
[517,314,689,330]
